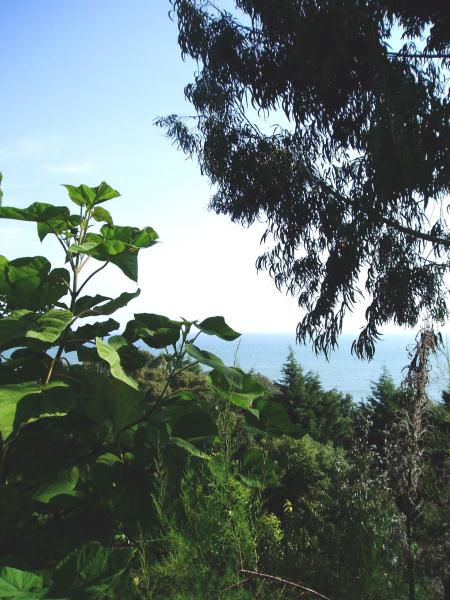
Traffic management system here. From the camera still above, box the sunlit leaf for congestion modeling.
[0,567,44,599]
[169,436,211,460]
[95,338,139,390]
[197,316,241,341]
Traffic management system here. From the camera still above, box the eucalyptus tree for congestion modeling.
[160,0,450,357]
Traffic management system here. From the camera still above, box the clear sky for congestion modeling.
[0,0,410,335]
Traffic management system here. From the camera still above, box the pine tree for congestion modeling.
[279,346,303,393]
[277,348,353,445]
[366,367,406,454]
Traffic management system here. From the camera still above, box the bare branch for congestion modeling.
[240,569,332,600]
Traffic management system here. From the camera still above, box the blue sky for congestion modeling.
[0,0,407,334]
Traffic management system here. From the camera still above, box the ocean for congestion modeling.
[193,332,449,403]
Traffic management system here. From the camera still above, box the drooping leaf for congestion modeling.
[185,345,243,389]
[64,319,120,351]
[125,313,181,348]
[0,567,44,599]
[0,381,68,438]
[95,338,139,390]
[75,289,140,322]
[184,344,226,370]
[33,466,79,503]
[36,214,81,241]
[0,308,71,348]
[73,294,111,316]
[0,202,70,225]
[169,436,211,460]
[13,381,74,430]
[197,316,241,341]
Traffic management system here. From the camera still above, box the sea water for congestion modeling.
[194,332,449,403]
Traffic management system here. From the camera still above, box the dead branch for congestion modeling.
[239,569,332,600]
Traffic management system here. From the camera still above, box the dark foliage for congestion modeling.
[160,0,450,357]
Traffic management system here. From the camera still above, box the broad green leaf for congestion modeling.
[89,289,141,317]
[91,181,121,205]
[13,381,74,430]
[65,319,119,351]
[64,181,120,208]
[0,310,32,347]
[168,404,217,440]
[251,398,297,435]
[0,381,68,438]
[95,338,139,389]
[76,345,99,363]
[184,344,225,370]
[0,202,70,225]
[49,541,133,599]
[0,309,72,350]
[64,184,95,207]
[68,239,102,255]
[92,206,113,225]
[185,344,243,389]
[96,452,122,467]
[197,316,241,341]
[0,256,70,311]
[0,567,44,599]
[100,224,158,248]
[68,225,158,281]
[169,436,211,460]
[107,248,138,281]
[36,212,81,241]
[125,313,181,348]
[73,293,111,316]
[73,370,142,441]
[26,309,73,343]
[33,466,79,503]
[0,202,79,244]
[107,335,128,350]
[208,369,264,409]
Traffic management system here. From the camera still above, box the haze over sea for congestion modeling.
[195,333,449,403]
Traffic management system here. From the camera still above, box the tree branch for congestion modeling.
[240,569,332,600]
[383,218,450,248]
[316,178,450,248]
[388,51,450,60]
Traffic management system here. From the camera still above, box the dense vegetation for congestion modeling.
[0,182,448,599]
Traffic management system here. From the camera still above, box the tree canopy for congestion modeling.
[160,0,450,358]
